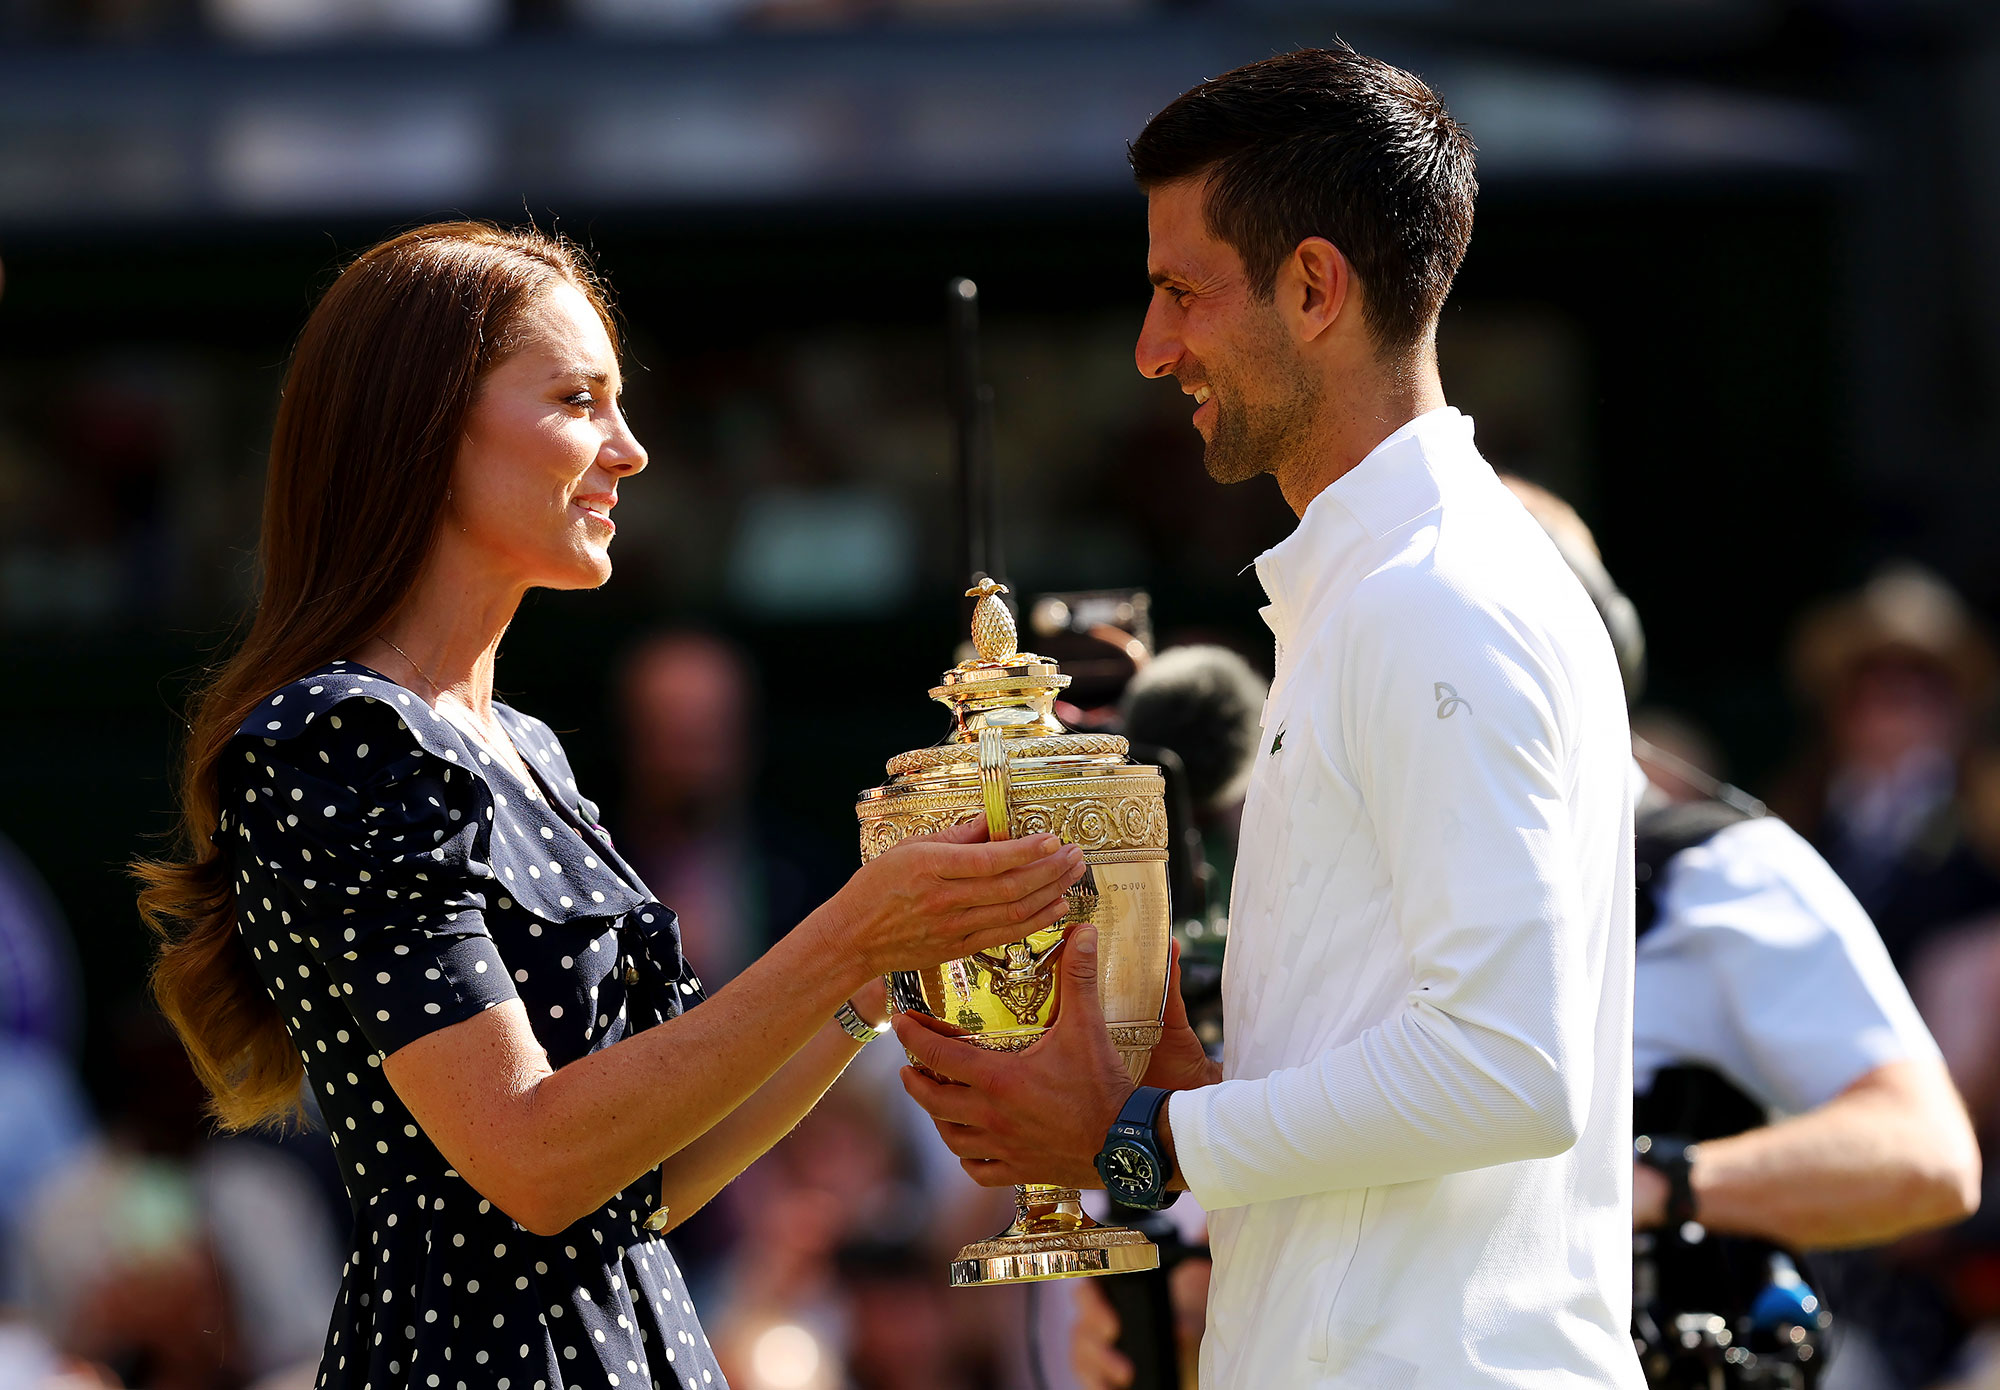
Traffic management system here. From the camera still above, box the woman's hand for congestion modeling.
[813,819,1086,986]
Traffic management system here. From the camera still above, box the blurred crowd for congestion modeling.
[2,0,1160,43]
[13,557,2000,1389]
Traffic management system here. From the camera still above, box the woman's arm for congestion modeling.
[385,824,1083,1236]
[651,979,889,1231]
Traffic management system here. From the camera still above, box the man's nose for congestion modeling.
[1134,298,1180,381]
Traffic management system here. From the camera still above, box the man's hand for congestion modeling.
[1071,1279,1135,1390]
[1070,1251,1213,1389]
[1142,940,1224,1094]
[895,924,1140,1189]
[1632,1160,1669,1230]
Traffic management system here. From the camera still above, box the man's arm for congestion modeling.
[1635,817,1981,1249]
[1169,577,1606,1208]
[1637,1057,1978,1248]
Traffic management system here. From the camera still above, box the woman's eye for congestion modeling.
[564,392,596,410]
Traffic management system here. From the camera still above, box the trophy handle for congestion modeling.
[887,970,930,1016]
[976,726,1012,840]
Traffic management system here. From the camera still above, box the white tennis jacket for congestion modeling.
[1169,408,1644,1389]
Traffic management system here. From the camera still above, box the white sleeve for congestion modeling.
[1173,574,1602,1210]
[1637,817,1940,1117]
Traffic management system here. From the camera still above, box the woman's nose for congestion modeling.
[603,407,648,477]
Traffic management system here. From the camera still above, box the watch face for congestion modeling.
[1104,1144,1159,1197]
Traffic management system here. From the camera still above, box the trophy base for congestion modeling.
[948,1185,1160,1286]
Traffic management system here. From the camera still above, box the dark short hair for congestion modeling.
[1130,46,1477,356]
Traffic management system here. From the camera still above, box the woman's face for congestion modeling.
[449,280,646,593]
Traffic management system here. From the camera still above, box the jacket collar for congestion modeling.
[1254,406,1474,651]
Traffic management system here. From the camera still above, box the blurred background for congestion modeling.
[6,0,2000,1386]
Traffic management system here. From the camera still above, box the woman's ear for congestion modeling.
[1283,237,1351,344]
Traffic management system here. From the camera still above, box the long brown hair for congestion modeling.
[134,222,617,1129]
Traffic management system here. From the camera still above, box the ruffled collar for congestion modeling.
[233,659,658,932]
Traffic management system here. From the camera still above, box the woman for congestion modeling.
[134,223,1084,1390]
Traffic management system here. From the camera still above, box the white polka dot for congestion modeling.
[550,1005,563,1019]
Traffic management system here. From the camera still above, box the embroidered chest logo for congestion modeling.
[1434,682,1472,719]
[1270,727,1286,756]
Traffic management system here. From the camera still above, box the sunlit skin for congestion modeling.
[1134,175,1446,517]
[343,277,1087,1237]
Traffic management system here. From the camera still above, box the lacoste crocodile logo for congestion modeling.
[1434,683,1472,719]
[1270,727,1286,756]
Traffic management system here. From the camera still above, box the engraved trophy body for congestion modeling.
[856,581,1174,1285]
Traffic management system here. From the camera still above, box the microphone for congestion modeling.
[1119,645,1268,812]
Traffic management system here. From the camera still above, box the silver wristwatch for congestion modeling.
[834,999,884,1044]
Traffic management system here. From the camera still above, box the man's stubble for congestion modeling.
[1200,311,1322,488]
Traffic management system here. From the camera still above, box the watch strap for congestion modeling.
[834,999,883,1045]
[1117,1084,1173,1131]
[1635,1133,1701,1227]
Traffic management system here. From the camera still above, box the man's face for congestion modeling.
[1135,177,1319,485]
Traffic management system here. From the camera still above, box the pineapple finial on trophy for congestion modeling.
[965,578,1018,664]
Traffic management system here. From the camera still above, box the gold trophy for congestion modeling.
[857,580,1173,1286]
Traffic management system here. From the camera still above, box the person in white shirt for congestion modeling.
[1511,481,1980,1390]
[1059,486,1983,1389]
[895,45,1644,1388]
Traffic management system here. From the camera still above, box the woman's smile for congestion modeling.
[572,493,617,534]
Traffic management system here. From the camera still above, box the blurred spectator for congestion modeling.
[0,832,81,1051]
[1768,566,2000,1389]
[706,1066,1007,1390]
[0,834,98,1387]
[0,833,94,1319]
[615,631,842,989]
[10,1010,340,1390]
[1774,564,2000,977]
[204,0,502,43]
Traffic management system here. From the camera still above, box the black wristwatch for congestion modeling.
[1634,1133,1702,1229]
[1094,1086,1179,1211]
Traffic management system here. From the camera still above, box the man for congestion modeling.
[1063,486,1983,1389]
[1523,482,1979,1388]
[895,47,1642,1388]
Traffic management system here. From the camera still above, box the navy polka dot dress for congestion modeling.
[217,660,729,1390]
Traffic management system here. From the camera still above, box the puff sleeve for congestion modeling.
[223,700,519,1057]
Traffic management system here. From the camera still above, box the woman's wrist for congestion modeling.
[798,894,877,999]
[849,975,889,1027]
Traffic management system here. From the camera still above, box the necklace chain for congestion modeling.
[374,637,522,775]
[377,636,443,700]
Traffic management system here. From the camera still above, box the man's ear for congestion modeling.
[1282,237,1352,344]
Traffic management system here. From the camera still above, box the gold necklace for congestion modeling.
[375,637,520,774]
[377,636,442,699]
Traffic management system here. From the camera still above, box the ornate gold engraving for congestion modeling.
[886,733,1130,778]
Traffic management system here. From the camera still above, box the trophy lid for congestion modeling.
[872,580,1131,784]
